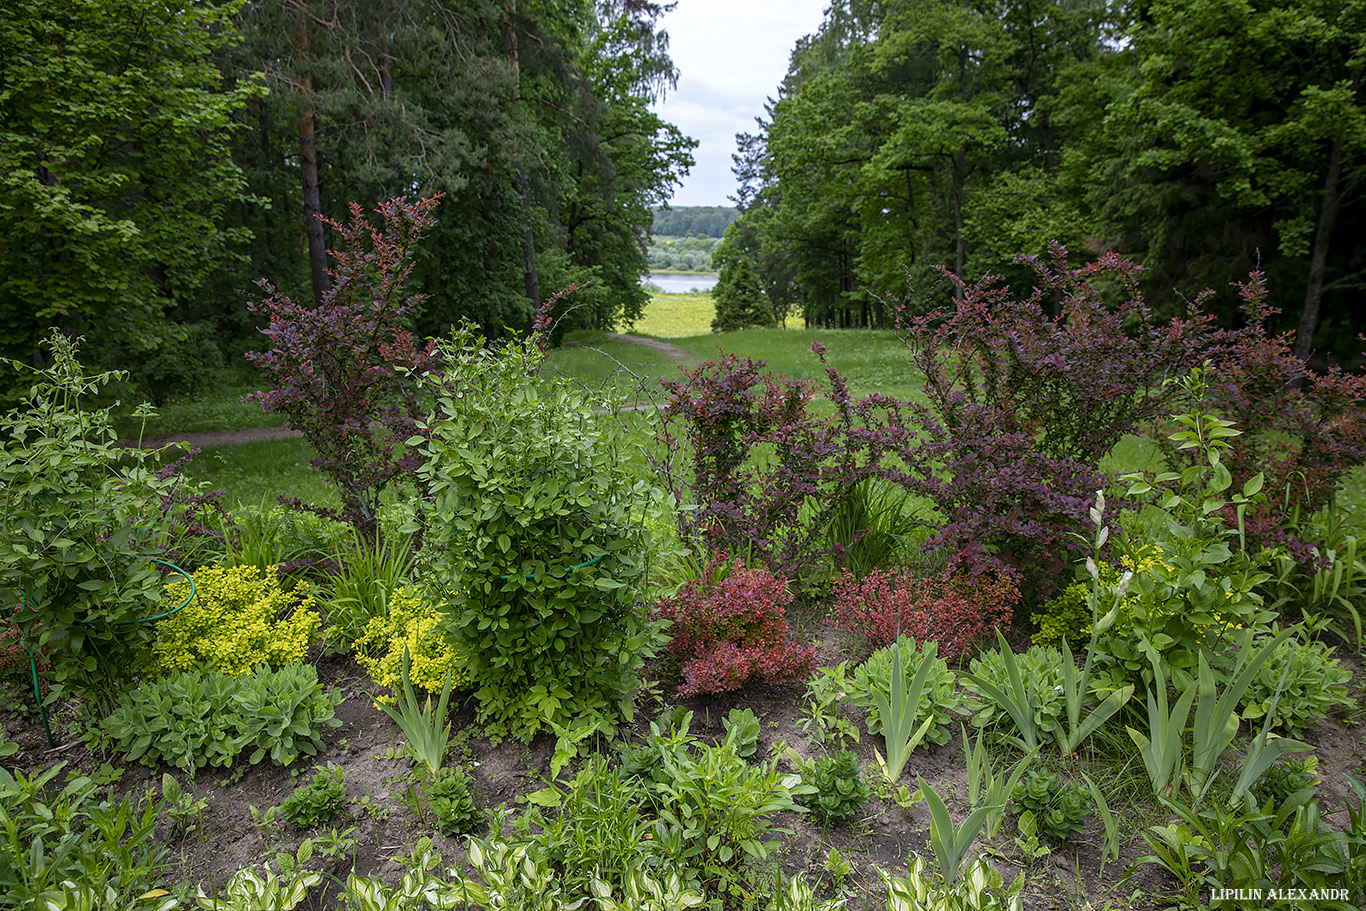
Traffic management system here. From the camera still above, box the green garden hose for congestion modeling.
[496,552,606,580]
[22,559,195,747]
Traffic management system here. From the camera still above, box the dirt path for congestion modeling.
[604,332,689,359]
[128,425,302,451]
[125,335,685,450]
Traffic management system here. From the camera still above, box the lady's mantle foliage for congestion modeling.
[246,195,442,543]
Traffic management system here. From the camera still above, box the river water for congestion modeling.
[644,272,718,293]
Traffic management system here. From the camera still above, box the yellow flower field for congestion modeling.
[628,291,714,337]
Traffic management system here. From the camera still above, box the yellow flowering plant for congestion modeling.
[354,587,467,695]
[154,563,320,677]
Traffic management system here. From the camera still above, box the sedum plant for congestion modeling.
[278,764,347,829]
[797,749,871,825]
[1239,633,1354,735]
[154,563,320,677]
[104,663,341,772]
[846,636,960,748]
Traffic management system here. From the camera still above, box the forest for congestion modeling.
[720,0,1366,354]
[0,0,694,403]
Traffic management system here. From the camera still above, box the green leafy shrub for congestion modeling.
[428,766,481,835]
[354,586,467,694]
[963,645,1064,739]
[1110,366,1279,685]
[798,749,871,825]
[647,723,808,900]
[1240,634,1355,735]
[0,762,168,910]
[846,636,960,746]
[104,663,342,772]
[413,325,659,742]
[1011,769,1091,844]
[153,562,319,676]
[0,335,189,710]
[279,764,348,828]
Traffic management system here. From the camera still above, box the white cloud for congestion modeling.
[651,0,829,207]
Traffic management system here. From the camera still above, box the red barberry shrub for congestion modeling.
[653,554,815,695]
[654,346,906,583]
[896,245,1206,599]
[246,195,443,543]
[830,568,1019,663]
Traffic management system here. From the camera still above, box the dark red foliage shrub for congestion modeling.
[655,347,908,581]
[653,554,815,695]
[1174,269,1366,523]
[830,568,1019,663]
[0,603,28,678]
[896,245,1207,597]
[246,195,442,542]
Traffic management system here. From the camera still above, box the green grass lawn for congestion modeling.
[160,325,1366,520]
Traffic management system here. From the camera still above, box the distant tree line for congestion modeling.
[0,0,694,401]
[646,235,719,272]
[723,0,1365,359]
[650,206,739,239]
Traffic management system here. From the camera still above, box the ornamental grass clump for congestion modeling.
[154,563,319,677]
[652,553,814,695]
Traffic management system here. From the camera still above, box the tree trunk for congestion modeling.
[293,15,329,306]
[952,150,965,284]
[505,2,540,322]
[1295,138,1343,362]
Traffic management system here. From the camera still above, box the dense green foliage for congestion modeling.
[646,234,721,272]
[1,1,693,397]
[730,0,1365,350]
[413,326,659,742]
[0,763,168,911]
[104,663,342,773]
[0,0,260,400]
[651,206,739,238]
[0,336,190,710]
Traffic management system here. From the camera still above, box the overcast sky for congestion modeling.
[650,0,830,208]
